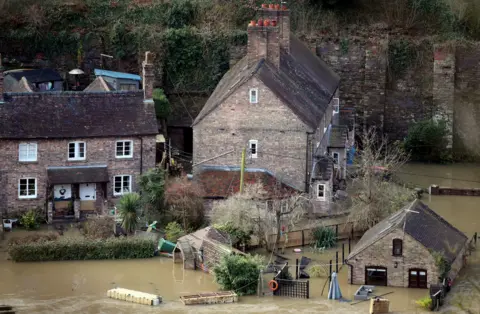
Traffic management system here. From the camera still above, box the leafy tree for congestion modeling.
[165,221,185,242]
[404,119,450,162]
[153,88,171,120]
[347,128,414,230]
[213,254,264,296]
[117,192,142,234]
[138,167,166,222]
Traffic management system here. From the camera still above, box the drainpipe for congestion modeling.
[139,137,144,175]
[345,260,354,284]
[305,132,313,193]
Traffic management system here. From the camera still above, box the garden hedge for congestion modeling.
[8,237,156,262]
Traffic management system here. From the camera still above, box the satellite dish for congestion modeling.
[69,68,84,75]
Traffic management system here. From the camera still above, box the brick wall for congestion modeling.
[193,76,311,190]
[0,136,156,215]
[347,228,440,288]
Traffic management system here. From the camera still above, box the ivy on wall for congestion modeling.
[388,39,418,78]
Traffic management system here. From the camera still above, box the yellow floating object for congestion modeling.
[107,288,162,306]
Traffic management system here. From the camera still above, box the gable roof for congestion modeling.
[327,125,348,148]
[6,68,63,83]
[94,69,142,81]
[84,76,115,92]
[10,77,34,93]
[0,91,158,139]
[348,200,468,263]
[193,35,340,129]
[195,165,300,198]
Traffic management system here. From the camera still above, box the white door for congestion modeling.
[54,184,72,200]
[79,183,96,201]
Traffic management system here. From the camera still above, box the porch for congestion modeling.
[47,165,110,221]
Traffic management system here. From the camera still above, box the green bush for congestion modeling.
[404,119,450,162]
[165,221,185,242]
[8,237,156,262]
[20,209,39,230]
[8,232,59,246]
[214,222,251,247]
[312,226,337,249]
[416,295,433,309]
[153,88,171,120]
[213,254,263,296]
[83,216,114,239]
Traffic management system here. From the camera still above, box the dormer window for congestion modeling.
[393,239,403,256]
[333,97,340,114]
[249,88,258,104]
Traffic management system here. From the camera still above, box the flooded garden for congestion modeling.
[1,163,479,314]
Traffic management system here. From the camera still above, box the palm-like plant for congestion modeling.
[117,192,141,234]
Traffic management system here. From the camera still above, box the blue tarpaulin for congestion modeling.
[347,146,356,165]
[328,272,342,300]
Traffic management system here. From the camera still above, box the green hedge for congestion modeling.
[8,237,156,262]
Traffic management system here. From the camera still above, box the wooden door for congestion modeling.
[409,269,427,288]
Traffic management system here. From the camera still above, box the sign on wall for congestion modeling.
[54,184,72,200]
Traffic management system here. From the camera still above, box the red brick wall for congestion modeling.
[0,136,156,216]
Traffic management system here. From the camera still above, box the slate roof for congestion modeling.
[312,156,333,181]
[0,91,158,139]
[47,165,109,184]
[328,125,348,148]
[193,35,340,130]
[195,165,300,198]
[94,69,142,81]
[347,200,468,263]
[6,68,63,83]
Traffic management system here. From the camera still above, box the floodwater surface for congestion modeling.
[0,163,479,313]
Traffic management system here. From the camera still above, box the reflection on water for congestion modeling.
[1,163,479,313]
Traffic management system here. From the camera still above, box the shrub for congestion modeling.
[20,209,40,230]
[416,295,433,309]
[308,265,328,278]
[83,216,114,239]
[213,254,264,296]
[404,119,450,162]
[312,226,337,249]
[117,193,142,234]
[153,88,171,120]
[8,232,59,246]
[214,222,251,247]
[8,237,156,262]
[165,221,185,242]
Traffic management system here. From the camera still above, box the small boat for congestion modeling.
[158,238,176,254]
[180,291,238,305]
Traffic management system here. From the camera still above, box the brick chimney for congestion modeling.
[142,51,155,104]
[0,54,4,103]
[247,4,290,68]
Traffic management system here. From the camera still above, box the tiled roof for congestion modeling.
[195,165,299,199]
[347,200,468,263]
[193,35,340,130]
[328,125,348,148]
[47,165,109,184]
[0,91,158,139]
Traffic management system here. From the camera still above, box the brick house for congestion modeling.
[192,5,346,214]
[346,200,468,288]
[0,53,158,221]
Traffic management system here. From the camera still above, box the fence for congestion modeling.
[267,221,364,249]
[272,262,310,299]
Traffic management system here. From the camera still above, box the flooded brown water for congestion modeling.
[0,163,479,313]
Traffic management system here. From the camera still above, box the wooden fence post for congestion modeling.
[336,251,339,273]
[335,224,339,239]
[342,243,345,265]
[329,260,332,283]
[295,258,299,280]
[306,280,310,299]
[348,237,351,254]
[302,230,305,247]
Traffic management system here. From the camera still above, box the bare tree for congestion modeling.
[211,182,308,251]
[347,128,414,230]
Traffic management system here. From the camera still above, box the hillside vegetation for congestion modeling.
[0,0,480,92]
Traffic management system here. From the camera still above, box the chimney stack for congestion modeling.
[142,51,155,104]
[247,4,290,68]
[0,54,4,103]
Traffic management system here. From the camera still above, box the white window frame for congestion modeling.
[18,143,38,162]
[317,183,326,201]
[248,140,258,159]
[18,177,37,199]
[332,97,340,114]
[113,175,132,196]
[332,152,340,164]
[68,141,86,161]
[116,140,133,158]
[249,88,258,104]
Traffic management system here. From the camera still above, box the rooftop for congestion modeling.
[94,69,142,81]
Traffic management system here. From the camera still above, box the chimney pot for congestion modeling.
[264,19,271,26]
[249,20,257,27]
[274,4,280,10]
[258,19,264,27]
[271,20,277,27]
[269,4,274,9]
[261,3,268,8]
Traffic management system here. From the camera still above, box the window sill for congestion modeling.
[18,197,39,200]
[115,156,134,160]
[67,159,87,162]
[18,161,38,164]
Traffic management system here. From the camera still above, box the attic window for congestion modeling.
[249,88,258,104]
[393,239,403,256]
[249,140,258,159]
[317,183,326,201]
[333,97,340,114]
